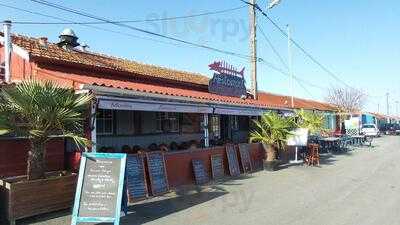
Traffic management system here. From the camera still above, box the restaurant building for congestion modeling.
[0,28,339,185]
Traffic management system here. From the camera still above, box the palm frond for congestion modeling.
[0,80,93,146]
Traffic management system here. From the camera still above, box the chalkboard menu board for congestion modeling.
[71,153,126,225]
[210,154,225,180]
[238,144,253,173]
[192,159,209,185]
[126,154,148,202]
[226,145,240,176]
[146,152,169,196]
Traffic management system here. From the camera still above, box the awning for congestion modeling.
[98,98,213,114]
[213,107,265,116]
[98,97,266,116]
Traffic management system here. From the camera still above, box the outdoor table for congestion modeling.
[319,137,341,152]
[351,135,366,146]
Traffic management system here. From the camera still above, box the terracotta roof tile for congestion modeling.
[6,33,210,86]
[258,92,336,111]
[38,68,284,109]
[4,32,337,112]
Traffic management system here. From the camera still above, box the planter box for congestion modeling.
[0,172,77,225]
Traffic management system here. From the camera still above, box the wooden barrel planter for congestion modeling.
[0,172,77,225]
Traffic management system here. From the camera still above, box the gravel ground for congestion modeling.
[18,136,400,225]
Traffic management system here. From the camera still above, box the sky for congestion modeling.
[1,0,400,114]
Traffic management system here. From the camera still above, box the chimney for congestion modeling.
[3,20,11,83]
[38,37,48,48]
[57,28,79,50]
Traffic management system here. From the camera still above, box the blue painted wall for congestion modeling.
[362,114,375,125]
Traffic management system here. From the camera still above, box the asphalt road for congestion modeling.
[19,136,400,225]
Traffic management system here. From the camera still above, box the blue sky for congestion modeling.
[1,0,400,114]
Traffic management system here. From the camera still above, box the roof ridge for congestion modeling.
[74,48,210,80]
[5,32,211,85]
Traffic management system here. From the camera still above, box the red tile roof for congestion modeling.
[37,68,284,109]
[258,92,337,111]
[5,33,210,86]
[5,32,337,112]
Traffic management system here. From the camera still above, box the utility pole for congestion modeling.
[377,103,380,114]
[249,0,258,99]
[386,92,390,115]
[3,20,12,83]
[287,24,294,108]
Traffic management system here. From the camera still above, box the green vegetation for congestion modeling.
[0,80,93,180]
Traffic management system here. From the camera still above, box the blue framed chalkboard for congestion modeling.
[146,151,169,196]
[126,154,148,202]
[71,153,127,225]
[192,159,209,185]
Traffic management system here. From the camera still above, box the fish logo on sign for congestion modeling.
[208,60,247,98]
[209,61,245,77]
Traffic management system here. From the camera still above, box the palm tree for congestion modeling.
[0,80,93,180]
[250,112,294,162]
[295,109,326,135]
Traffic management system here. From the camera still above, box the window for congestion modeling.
[156,112,180,133]
[181,113,201,133]
[96,109,114,135]
[210,115,221,138]
[231,116,239,131]
[115,110,135,135]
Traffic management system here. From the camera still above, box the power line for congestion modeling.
[241,0,383,101]
[258,60,326,91]
[9,5,246,25]
[239,0,353,87]
[0,2,186,47]
[258,25,289,70]
[30,0,251,60]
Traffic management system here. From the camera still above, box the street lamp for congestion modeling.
[268,0,282,9]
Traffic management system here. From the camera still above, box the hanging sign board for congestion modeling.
[99,99,213,114]
[192,159,210,185]
[238,144,253,173]
[226,144,241,176]
[213,107,264,116]
[287,128,309,147]
[126,154,148,202]
[211,154,225,180]
[208,61,247,97]
[71,153,127,225]
[146,152,170,196]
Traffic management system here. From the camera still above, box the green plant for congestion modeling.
[250,112,294,161]
[295,109,326,134]
[0,80,93,180]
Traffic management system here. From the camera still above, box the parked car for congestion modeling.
[361,124,380,137]
[394,124,400,135]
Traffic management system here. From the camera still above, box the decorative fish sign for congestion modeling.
[208,61,245,77]
[208,60,247,98]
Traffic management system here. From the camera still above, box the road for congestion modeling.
[19,136,400,225]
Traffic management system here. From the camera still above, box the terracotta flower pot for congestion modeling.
[262,143,280,171]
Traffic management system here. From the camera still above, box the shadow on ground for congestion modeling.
[17,174,260,225]
[117,189,228,225]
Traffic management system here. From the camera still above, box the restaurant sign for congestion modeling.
[208,61,247,97]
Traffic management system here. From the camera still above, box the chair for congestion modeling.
[305,144,320,166]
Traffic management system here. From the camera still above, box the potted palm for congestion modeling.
[295,109,326,135]
[0,80,93,224]
[250,112,295,171]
